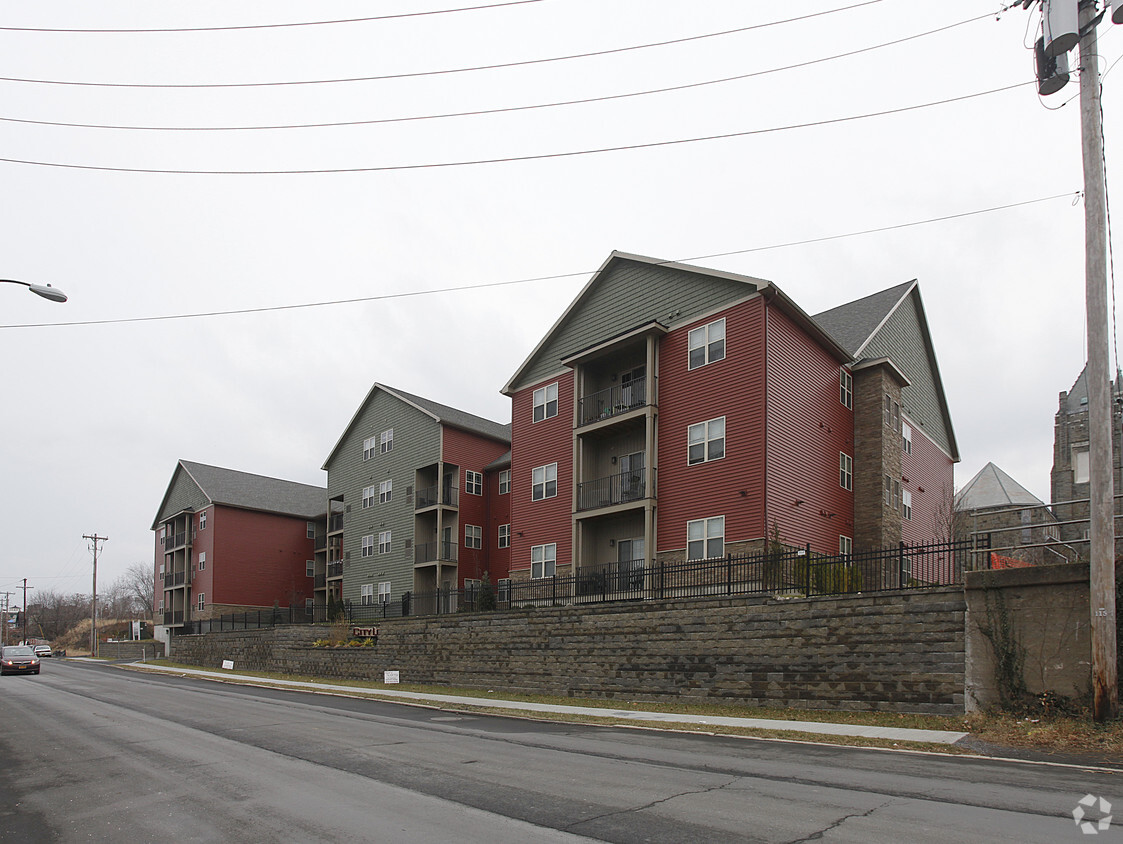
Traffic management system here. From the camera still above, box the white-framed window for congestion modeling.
[465,470,483,496]
[840,369,853,409]
[902,490,913,521]
[465,524,482,550]
[893,479,900,511]
[198,511,207,530]
[533,383,559,423]
[840,452,853,491]
[902,423,912,455]
[378,581,391,604]
[687,516,725,560]
[532,463,558,501]
[884,474,891,506]
[379,479,392,503]
[361,534,375,557]
[1074,449,1090,484]
[884,395,900,433]
[306,560,315,577]
[839,535,853,555]
[197,552,206,571]
[362,485,376,509]
[531,543,557,578]
[497,578,511,602]
[380,428,394,453]
[306,521,315,539]
[305,597,314,611]
[464,578,481,594]
[498,523,511,548]
[361,583,375,605]
[197,593,205,611]
[687,416,726,465]
[499,469,511,495]
[688,317,726,370]
[378,530,392,554]
[363,436,377,461]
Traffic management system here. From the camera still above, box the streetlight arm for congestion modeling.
[0,278,68,302]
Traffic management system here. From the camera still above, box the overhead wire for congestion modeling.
[0,11,997,132]
[0,191,1080,331]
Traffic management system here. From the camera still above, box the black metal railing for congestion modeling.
[314,574,326,588]
[415,541,458,564]
[329,513,344,533]
[313,535,327,551]
[163,571,187,587]
[576,469,651,511]
[327,562,343,578]
[416,486,458,509]
[577,376,652,426]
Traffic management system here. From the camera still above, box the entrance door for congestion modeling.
[617,537,645,591]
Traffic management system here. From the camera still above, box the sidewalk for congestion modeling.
[119,661,969,745]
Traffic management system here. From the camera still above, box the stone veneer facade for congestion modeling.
[852,363,905,551]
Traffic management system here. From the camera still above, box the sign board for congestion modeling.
[221,659,234,670]
[352,626,379,638]
[384,670,400,684]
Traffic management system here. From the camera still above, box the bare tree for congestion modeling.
[112,563,155,619]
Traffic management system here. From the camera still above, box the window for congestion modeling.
[687,516,725,560]
[884,395,900,432]
[379,479,392,504]
[533,383,559,422]
[884,474,892,506]
[465,470,483,496]
[306,560,315,577]
[378,582,391,604]
[197,593,205,611]
[531,543,557,578]
[687,417,726,465]
[902,490,912,521]
[839,536,852,555]
[840,369,853,409]
[497,578,511,602]
[380,428,394,453]
[902,423,912,455]
[688,318,726,369]
[498,524,511,549]
[893,479,900,511]
[378,531,392,554]
[198,511,207,530]
[1074,449,1090,484]
[362,485,376,509]
[197,552,206,571]
[305,597,314,611]
[499,469,511,495]
[363,436,377,460]
[361,583,375,605]
[306,521,315,539]
[840,453,853,491]
[361,534,375,557]
[532,463,558,501]
[465,524,482,550]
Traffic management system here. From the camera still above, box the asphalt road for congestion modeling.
[0,660,1117,843]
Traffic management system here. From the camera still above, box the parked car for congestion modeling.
[1,645,40,675]
[33,644,52,658]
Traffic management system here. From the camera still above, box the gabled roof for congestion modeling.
[813,280,916,358]
[150,460,326,529]
[954,462,1043,512]
[322,383,510,469]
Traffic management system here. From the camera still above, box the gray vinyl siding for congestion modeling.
[862,293,954,456]
[325,390,441,605]
[511,260,760,392]
[155,469,208,523]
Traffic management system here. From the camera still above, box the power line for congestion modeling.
[0,0,548,34]
[0,1,888,88]
[0,190,1078,331]
[0,11,996,133]
[0,80,1035,175]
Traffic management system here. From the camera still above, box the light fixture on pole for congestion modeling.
[0,278,68,302]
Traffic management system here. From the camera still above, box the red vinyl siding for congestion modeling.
[656,298,767,552]
[442,425,511,584]
[486,467,512,580]
[210,506,316,608]
[901,418,954,545]
[764,304,854,555]
[509,374,574,573]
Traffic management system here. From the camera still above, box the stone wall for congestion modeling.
[96,640,165,661]
[170,587,966,714]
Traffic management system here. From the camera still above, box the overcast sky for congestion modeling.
[0,0,1116,606]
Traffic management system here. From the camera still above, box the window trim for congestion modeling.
[379,428,394,454]
[902,489,912,521]
[306,560,315,577]
[532,463,558,501]
[362,485,376,509]
[360,583,375,606]
[531,543,557,579]
[840,369,853,409]
[839,535,853,555]
[363,436,376,461]
[197,592,205,611]
[361,534,375,557]
[498,523,511,549]
[532,382,559,423]
[378,530,392,554]
[687,416,726,465]
[498,469,511,495]
[198,511,207,530]
[379,479,392,504]
[465,470,483,496]
[687,516,725,561]
[902,423,912,455]
[464,524,482,550]
[688,317,726,370]
[378,581,391,604]
[839,452,853,491]
[197,552,206,571]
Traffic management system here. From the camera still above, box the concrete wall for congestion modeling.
[170,587,965,715]
[964,563,1090,710]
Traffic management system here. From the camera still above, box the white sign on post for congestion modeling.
[221,659,234,670]
[384,670,400,684]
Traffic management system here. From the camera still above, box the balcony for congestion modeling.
[328,513,344,533]
[327,562,343,579]
[162,610,185,626]
[577,469,652,512]
[577,377,652,427]
[314,574,326,588]
[313,535,327,551]
[415,541,458,565]
[163,529,195,550]
[416,486,458,510]
[163,571,187,588]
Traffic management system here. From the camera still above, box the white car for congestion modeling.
[32,644,52,658]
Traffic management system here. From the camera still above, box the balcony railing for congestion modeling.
[314,574,326,588]
[163,571,188,588]
[416,486,458,510]
[415,541,458,565]
[578,376,652,427]
[577,469,652,511]
[163,529,195,549]
[327,562,343,579]
[313,535,327,551]
[328,513,344,533]
[162,610,185,626]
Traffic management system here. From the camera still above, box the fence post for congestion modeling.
[726,554,732,596]
[804,544,812,596]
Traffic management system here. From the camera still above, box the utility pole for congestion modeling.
[21,579,34,645]
[84,534,108,658]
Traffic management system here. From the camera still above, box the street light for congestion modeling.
[0,278,68,303]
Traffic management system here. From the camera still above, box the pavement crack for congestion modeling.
[563,775,741,833]
[783,797,894,843]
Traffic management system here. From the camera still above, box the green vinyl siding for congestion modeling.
[510,258,762,393]
[155,468,209,522]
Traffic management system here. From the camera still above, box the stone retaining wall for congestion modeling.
[170,587,966,714]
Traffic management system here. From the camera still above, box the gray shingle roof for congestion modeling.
[179,460,326,519]
[812,280,915,357]
[386,385,511,443]
[954,462,1043,511]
